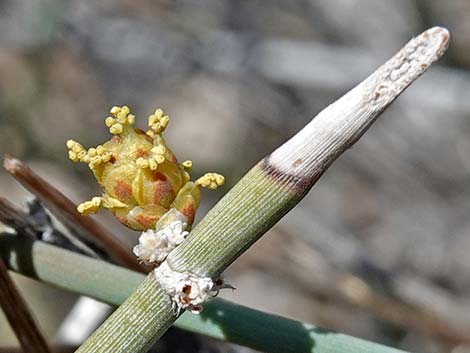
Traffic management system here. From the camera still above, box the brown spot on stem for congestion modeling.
[260,156,315,195]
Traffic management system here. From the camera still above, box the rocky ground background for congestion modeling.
[0,1,469,352]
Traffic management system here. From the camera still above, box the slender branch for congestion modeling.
[0,235,406,353]
[0,198,38,238]
[0,257,52,353]
[0,197,102,257]
[74,27,449,353]
[3,156,143,272]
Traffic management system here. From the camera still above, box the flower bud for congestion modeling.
[67,106,224,231]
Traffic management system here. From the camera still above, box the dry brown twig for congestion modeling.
[0,156,149,350]
[0,197,38,238]
[0,258,52,353]
[3,156,143,272]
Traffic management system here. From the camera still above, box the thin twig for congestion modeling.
[3,156,143,272]
[0,197,98,257]
[0,197,38,238]
[0,257,52,353]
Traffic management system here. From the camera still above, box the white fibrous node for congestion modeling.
[133,220,188,264]
[154,262,232,314]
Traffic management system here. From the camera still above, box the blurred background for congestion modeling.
[0,0,469,352]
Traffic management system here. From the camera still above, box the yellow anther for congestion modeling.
[110,106,121,115]
[102,195,127,209]
[148,108,169,133]
[116,114,127,124]
[77,197,102,215]
[96,145,106,155]
[148,115,157,125]
[105,117,115,127]
[151,145,166,155]
[182,160,192,170]
[88,148,97,157]
[147,145,166,165]
[154,154,165,164]
[157,116,169,130]
[136,157,149,168]
[89,156,102,167]
[110,123,123,134]
[121,106,130,115]
[155,109,164,118]
[77,150,87,159]
[149,159,158,170]
[71,143,83,154]
[108,106,134,127]
[68,151,78,161]
[66,139,76,149]
[136,144,165,170]
[215,174,225,185]
[196,173,225,189]
[101,153,111,162]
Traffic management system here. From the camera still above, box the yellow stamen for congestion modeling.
[105,117,115,127]
[149,159,158,170]
[182,160,192,171]
[196,173,225,189]
[136,157,149,168]
[77,196,103,215]
[102,195,128,209]
[96,146,103,155]
[66,139,76,149]
[110,106,121,115]
[154,155,165,164]
[68,151,78,161]
[88,148,97,157]
[110,123,123,134]
[148,108,170,134]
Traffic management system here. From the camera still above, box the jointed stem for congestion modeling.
[0,236,406,353]
[76,27,450,353]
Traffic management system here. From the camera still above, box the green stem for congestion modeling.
[0,236,406,353]
[170,164,300,276]
[52,27,450,353]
